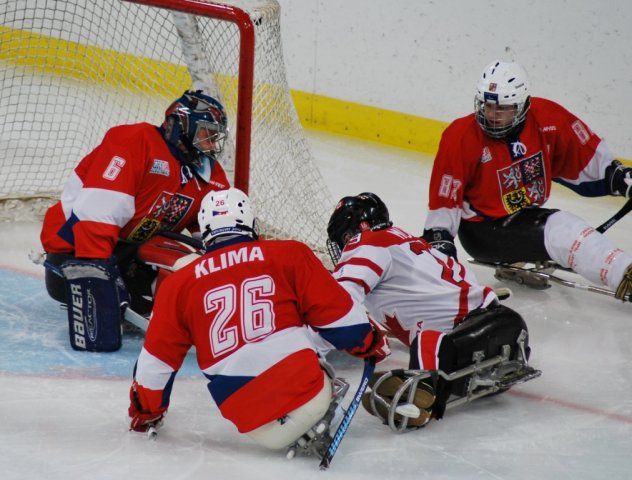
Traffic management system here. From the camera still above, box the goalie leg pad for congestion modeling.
[61,258,128,352]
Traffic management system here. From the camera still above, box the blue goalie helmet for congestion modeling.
[162,90,228,180]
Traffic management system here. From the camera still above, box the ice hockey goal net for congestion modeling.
[0,0,333,260]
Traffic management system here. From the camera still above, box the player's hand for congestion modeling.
[129,409,165,433]
[422,228,458,259]
[128,382,166,433]
[608,160,632,198]
[347,326,390,363]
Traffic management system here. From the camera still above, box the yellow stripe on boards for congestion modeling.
[1,25,629,164]
[292,90,448,156]
[0,25,189,99]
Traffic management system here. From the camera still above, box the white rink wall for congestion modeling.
[278,0,632,158]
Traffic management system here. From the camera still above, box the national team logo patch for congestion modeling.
[128,192,194,242]
[496,151,546,213]
[149,159,170,176]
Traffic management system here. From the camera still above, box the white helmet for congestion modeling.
[197,188,257,245]
[474,61,530,138]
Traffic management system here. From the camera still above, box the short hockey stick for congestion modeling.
[319,357,376,470]
[596,197,632,234]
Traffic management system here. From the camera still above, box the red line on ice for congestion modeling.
[509,389,632,424]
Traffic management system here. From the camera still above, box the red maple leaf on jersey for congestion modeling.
[383,313,413,346]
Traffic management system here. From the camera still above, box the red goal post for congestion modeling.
[127,0,255,193]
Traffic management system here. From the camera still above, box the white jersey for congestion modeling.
[333,226,496,346]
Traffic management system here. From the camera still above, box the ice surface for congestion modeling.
[2,131,632,479]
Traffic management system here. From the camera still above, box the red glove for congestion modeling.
[347,326,391,363]
[129,381,167,433]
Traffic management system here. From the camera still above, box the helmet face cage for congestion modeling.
[326,192,392,264]
[474,61,530,139]
[163,90,228,168]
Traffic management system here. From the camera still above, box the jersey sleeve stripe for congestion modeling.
[73,187,135,227]
[312,322,371,350]
[60,171,83,219]
[135,347,176,390]
[334,256,384,276]
[337,276,371,294]
[425,207,462,238]
[334,264,381,289]
[555,140,613,185]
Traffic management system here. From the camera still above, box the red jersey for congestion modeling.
[425,97,615,236]
[40,123,229,258]
[133,238,371,433]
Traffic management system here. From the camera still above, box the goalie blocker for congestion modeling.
[60,258,129,352]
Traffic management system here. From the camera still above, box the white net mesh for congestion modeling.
[0,0,333,261]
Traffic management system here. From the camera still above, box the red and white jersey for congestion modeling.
[333,227,496,346]
[40,123,229,258]
[425,97,615,236]
[133,238,371,433]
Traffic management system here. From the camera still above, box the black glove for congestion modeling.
[422,228,458,259]
[606,160,632,198]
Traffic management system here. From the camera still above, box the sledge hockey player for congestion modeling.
[128,188,390,456]
[40,90,230,351]
[327,192,539,431]
[423,60,632,300]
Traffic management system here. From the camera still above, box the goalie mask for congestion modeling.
[162,90,228,182]
[198,188,258,246]
[474,61,530,139]
[327,192,392,264]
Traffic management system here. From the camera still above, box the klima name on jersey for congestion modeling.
[150,159,170,176]
[195,246,264,277]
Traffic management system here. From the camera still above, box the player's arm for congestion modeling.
[129,275,192,432]
[422,125,466,258]
[548,104,629,197]
[68,127,144,259]
[332,241,390,305]
[293,244,389,361]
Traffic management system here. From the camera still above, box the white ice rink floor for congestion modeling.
[2,130,632,479]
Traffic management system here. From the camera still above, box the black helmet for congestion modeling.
[326,192,392,263]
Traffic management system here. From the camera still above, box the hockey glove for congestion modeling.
[607,160,632,198]
[347,326,390,363]
[422,228,458,259]
[129,381,167,433]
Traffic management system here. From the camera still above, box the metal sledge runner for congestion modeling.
[363,330,541,433]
